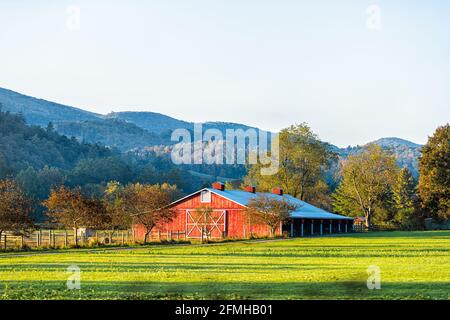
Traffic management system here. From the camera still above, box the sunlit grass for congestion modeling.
[0,231,449,299]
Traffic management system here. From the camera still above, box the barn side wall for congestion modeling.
[133,192,277,240]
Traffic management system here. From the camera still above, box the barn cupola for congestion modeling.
[212,182,225,191]
[272,187,283,196]
[244,186,256,193]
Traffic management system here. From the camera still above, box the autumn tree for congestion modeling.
[0,179,33,239]
[245,194,298,237]
[332,145,399,228]
[118,183,178,243]
[244,123,336,207]
[43,186,110,245]
[418,124,450,221]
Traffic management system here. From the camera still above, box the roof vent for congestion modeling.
[212,182,225,191]
[272,187,283,196]
[244,186,256,193]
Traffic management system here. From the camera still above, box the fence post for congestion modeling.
[64,231,68,247]
[158,230,161,241]
[3,235,6,250]
[21,235,24,249]
[121,231,125,245]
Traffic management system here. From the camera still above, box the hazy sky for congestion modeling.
[1,0,449,147]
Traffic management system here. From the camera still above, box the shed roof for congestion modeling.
[171,188,353,221]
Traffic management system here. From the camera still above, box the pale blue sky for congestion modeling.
[1,0,449,146]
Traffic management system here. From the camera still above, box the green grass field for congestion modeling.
[0,231,449,300]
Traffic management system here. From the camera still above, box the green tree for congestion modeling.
[418,124,450,221]
[393,168,416,210]
[103,181,132,229]
[244,123,336,206]
[332,145,399,228]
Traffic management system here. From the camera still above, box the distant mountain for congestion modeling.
[0,87,262,151]
[106,111,260,135]
[0,87,423,176]
[0,87,100,126]
[372,137,422,149]
[336,138,422,177]
[105,111,191,134]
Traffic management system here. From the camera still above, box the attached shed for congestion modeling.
[133,182,354,240]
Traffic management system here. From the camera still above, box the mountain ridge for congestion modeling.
[0,86,423,176]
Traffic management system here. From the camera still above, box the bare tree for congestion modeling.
[119,183,178,243]
[245,194,298,237]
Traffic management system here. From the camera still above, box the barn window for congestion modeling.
[200,190,211,203]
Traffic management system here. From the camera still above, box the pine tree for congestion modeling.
[393,168,416,210]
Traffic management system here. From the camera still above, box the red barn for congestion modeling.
[133,182,354,241]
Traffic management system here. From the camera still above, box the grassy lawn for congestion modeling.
[0,231,449,300]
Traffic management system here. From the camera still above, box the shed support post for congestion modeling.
[330,220,332,234]
[301,220,304,237]
[290,222,294,237]
[320,220,323,235]
[345,223,348,233]
[338,222,341,233]
[311,220,314,235]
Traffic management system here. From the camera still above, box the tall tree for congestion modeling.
[244,123,336,206]
[332,145,399,228]
[245,194,298,237]
[418,124,450,221]
[393,168,416,210]
[0,179,33,240]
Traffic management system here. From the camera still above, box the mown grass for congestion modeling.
[0,231,449,300]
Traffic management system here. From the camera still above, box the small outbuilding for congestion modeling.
[133,182,354,240]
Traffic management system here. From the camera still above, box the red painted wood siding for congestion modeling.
[133,191,277,240]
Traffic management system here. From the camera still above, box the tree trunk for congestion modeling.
[73,227,78,246]
[201,227,204,244]
[270,226,276,238]
[365,209,371,229]
[144,231,149,244]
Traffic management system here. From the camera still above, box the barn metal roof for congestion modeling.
[171,188,352,220]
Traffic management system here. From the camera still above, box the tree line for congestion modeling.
[245,123,450,229]
[0,180,179,244]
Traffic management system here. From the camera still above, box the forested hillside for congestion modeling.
[55,118,167,151]
[0,110,111,176]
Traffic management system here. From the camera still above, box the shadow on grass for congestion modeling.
[0,279,448,300]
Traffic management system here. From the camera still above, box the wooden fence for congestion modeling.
[0,229,190,250]
[1,229,135,250]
